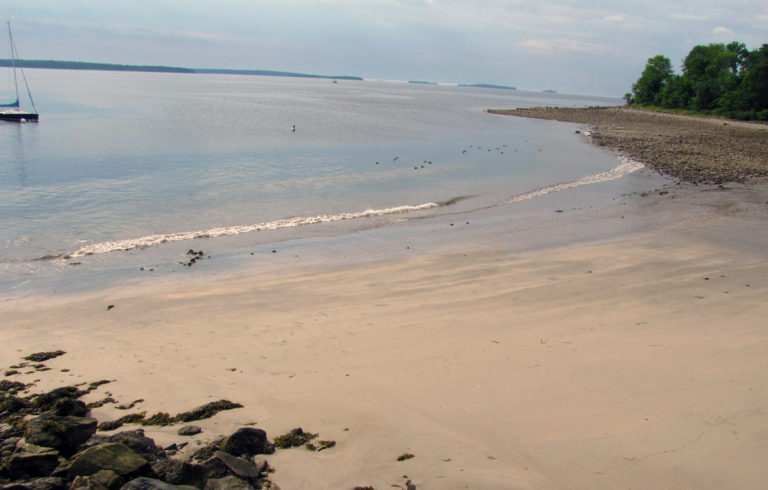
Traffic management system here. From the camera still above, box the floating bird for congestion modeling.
[291,125,296,132]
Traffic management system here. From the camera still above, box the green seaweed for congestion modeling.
[143,412,174,426]
[173,399,243,423]
[274,428,317,449]
[23,350,66,362]
[116,412,147,424]
[0,380,26,395]
[305,440,336,452]
[191,439,225,462]
[396,453,414,461]
[87,397,117,409]
[97,420,124,432]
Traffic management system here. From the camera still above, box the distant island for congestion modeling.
[543,89,557,94]
[459,83,517,90]
[0,59,363,80]
[194,68,362,80]
[408,80,437,85]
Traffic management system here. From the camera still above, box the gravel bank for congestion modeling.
[489,106,768,184]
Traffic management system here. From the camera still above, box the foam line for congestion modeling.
[503,159,644,204]
[66,202,439,258]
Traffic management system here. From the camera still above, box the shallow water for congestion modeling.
[0,69,641,295]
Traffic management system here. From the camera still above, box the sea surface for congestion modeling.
[1,70,653,296]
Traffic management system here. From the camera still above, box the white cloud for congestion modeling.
[713,26,734,35]
[603,15,625,23]
[516,38,610,55]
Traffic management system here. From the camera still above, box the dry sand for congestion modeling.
[3,109,768,489]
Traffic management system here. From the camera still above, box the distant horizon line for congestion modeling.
[0,58,617,98]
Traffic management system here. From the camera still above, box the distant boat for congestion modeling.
[1,21,38,122]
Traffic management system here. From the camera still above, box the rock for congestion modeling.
[249,458,268,475]
[149,459,207,489]
[222,428,273,457]
[68,469,125,489]
[203,475,255,489]
[202,451,264,483]
[56,443,149,480]
[106,431,163,462]
[69,473,110,489]
[51,399,88,418]
[175,426,201,437]
[25,415,97,456]
[0,476,66,489]
[118,477,197,489]
[2,450,60,480]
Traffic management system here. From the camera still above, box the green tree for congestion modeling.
[630,41,768,121]
[735,43,768,119]
[631,55,674,105]
[682,43,743,111]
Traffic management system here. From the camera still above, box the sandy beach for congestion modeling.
[3,109,768,489]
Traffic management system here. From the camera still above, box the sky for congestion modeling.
[1,0,766,96]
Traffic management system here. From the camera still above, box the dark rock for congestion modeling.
[248,458,268,475]
[202,451,263,483]
[25,415,97,456]
[56,443,149,480]
[71,469,124,489]
[149,459,207,489]
[2,450,60,480]
[222,428,272,457]
[69,471,120,489]
[175,426,200,437]
[0,476,66,489]
[51,399,88,418]
[106,431,163,462]
[203,475,255,489]
[118,477,197,489]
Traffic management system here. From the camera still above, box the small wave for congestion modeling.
[66,202,440,258]
[503,159,644,204]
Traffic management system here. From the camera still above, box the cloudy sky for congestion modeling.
[1,0,766,96]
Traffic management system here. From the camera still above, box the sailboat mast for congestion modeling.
[7,21,20,103]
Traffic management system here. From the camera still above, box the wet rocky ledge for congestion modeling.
[0,351,345,490]
[489,106,768,184]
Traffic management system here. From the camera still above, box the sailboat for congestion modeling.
[1,21,38,122]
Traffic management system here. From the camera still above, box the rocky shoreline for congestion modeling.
[489,107,768,184]
[0,351,344,490]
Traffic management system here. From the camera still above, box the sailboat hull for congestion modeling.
[0,111,38,122]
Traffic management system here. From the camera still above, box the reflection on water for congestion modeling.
[0,70,625,293]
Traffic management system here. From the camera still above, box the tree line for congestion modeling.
[626,42,768,121]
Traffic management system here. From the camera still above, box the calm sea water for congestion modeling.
[1,69,632,295]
